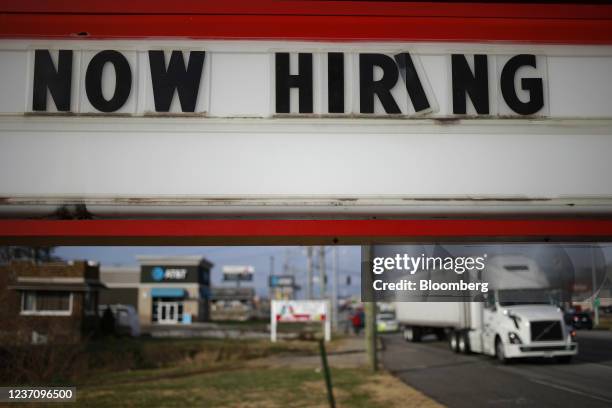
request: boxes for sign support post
[325,308,331,342]
[271,307,278,342]
[332,246,338,331]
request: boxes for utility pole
[319,246,326,299]
[306,247,313,299]
[591,246,600,327]
[283,249,292,300]
[363,245,377,371]
[270,255,275,300]
[332,246,339,331]
[283,248,290,275]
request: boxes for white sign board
[222,265,254,281]
[2,41,611,119]
[270,300,331,342]
[1,40,612,215]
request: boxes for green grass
[81,336,320,375]
[11,337,389,407]
[61,367,379,408]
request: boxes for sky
[49,244,612,300]
[54,245,363,298]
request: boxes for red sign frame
[0,219,611,245]
[0,1,611,44]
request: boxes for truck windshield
[498,289,555,306]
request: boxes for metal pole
[319,339,336,408]
[270,301,277,342]
[591,246,600,327]
[270,255,275,300]
[319,246,326,299]
[363,245,377,371]
[307,247,313,299]
[365,300,377,371]
[332,246,338,331]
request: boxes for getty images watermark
[362,243,610,303]
[361,246,490,302]
[372,253,489,292]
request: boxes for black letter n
[32,50,73,111]
[452,54,489,115]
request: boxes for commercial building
[99,265,140,307]
[0,260,104,344]
[100,255,213,327]
[210,287,256,321]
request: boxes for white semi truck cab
[452,288,578,363]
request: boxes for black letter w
[149,51,205,112]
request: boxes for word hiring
[372,254,486,275]
[276,52,544,115]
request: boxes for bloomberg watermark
[361,244,609,303]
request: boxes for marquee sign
[28,48,547,117]
[1,40,612,214]
[1,40,608,119]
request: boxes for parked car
[99,304,141,337]
[377,312,399,333]
[565,311,593,330]
[600,305,612,314]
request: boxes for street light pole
[332,246,338,330]
[307,247,313,299]
[591,246,600,327]
[363,245,377,371]
[319,246,326,298]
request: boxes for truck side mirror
[484,294,496,311]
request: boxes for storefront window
[152,298,184,324]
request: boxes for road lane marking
[574,359,612,371]
[529,378,612,404]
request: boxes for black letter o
[86,50,132,112]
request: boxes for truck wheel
[449,331,459,352]
[403,327,414,342]
[495,338,509,364]
[458,332,471,354]
[403,327,421,342]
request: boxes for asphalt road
[381,330,612,408]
